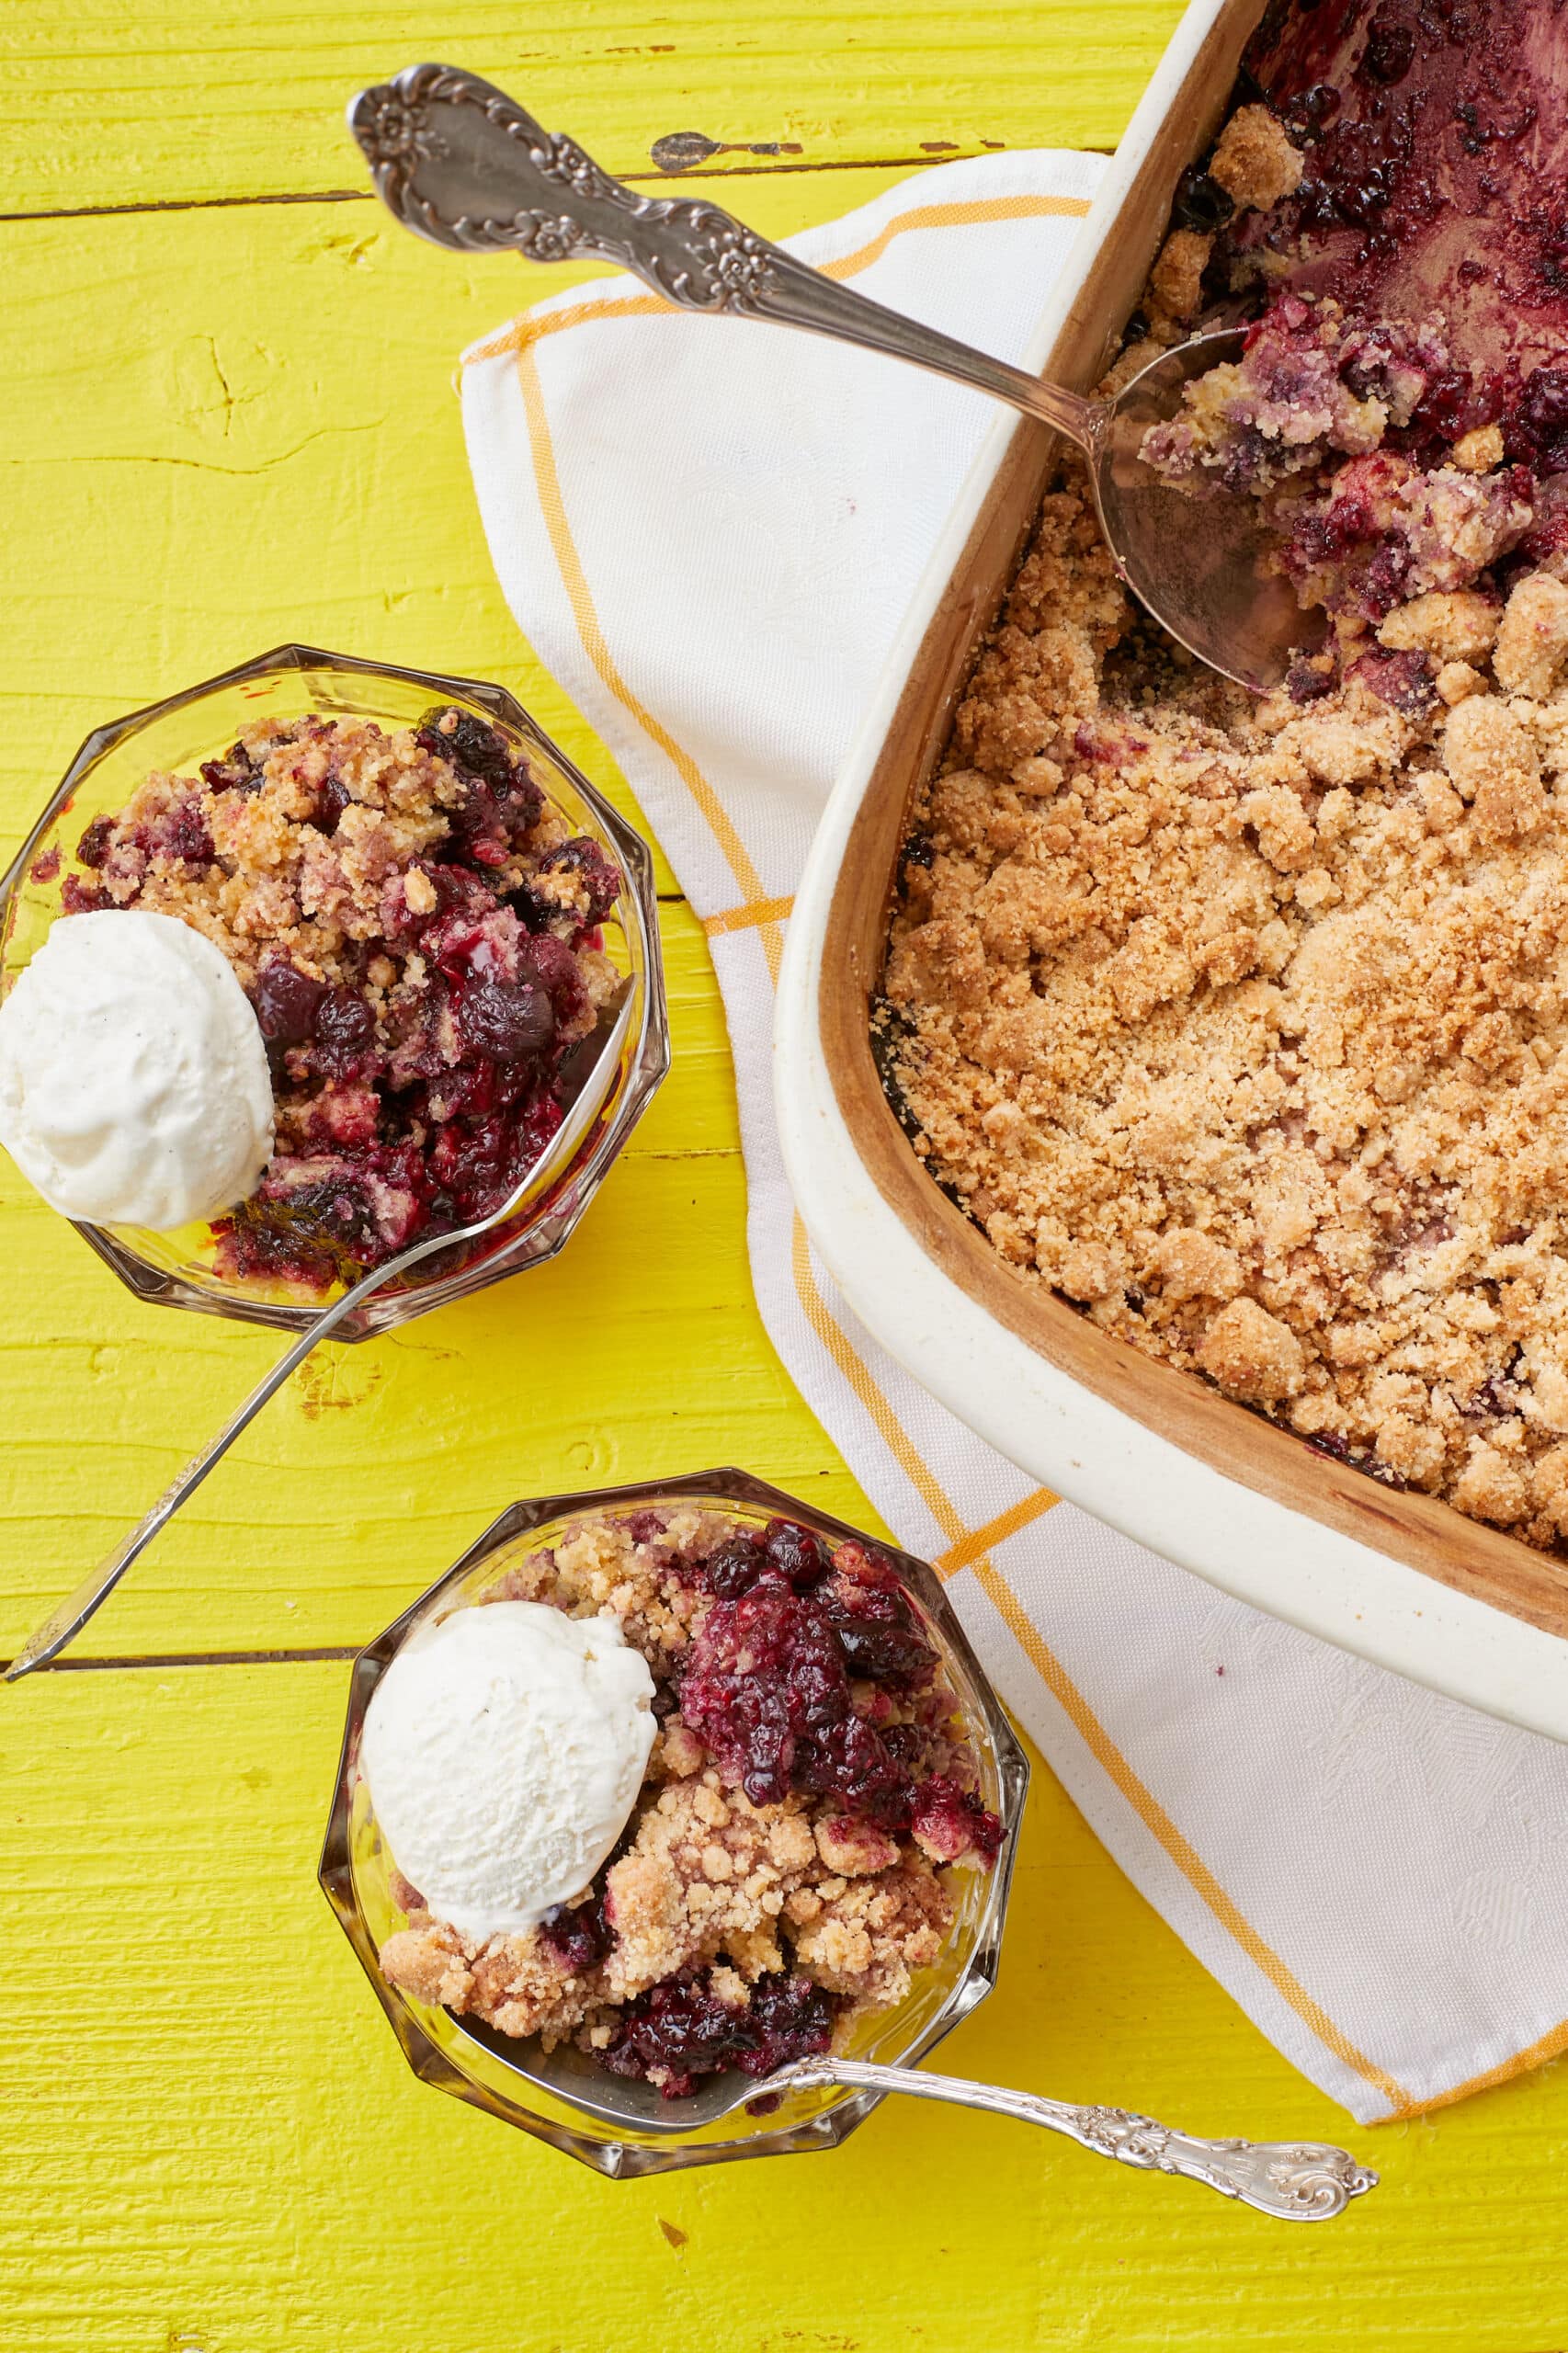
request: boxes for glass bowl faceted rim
[318,1468,1029,2178]
[0,642,671,1340]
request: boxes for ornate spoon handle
[348,64,1098,449]
[767,2057,1378,2222]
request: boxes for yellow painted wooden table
[5,8,1568,2347]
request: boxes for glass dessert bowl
[0,644,668,1338]
[319,1470,1028,2177]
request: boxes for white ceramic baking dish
[774,0,1568,1743]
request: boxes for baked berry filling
[62,708,622,1287]
[677,1537,941,1824]
[601,1969,835,2098]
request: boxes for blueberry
[419,708,515,783]
[540,836,622,923]
[314,777,353,835]
[761,1517,832,1589]
[458,977,556,1064]
[313,988,376,1053]
[253,961,327,1046]
[278,1177,377,1249]
[831,1617,935,1686]
[700,1532,767,1599]
[1173,165,1235,233]
[199,744,262,795]
[1361,6,1415,82]
[538,1899,608,1974]
[157,802,214,867]
[76,815,115,869]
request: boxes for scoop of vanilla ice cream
[360,1600,658,1942]
[0,909,274,1229]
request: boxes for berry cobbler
[62,708,623,1288]
[373,1505,1003,2099]
[881,0,1568,1552]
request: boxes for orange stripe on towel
[1392,2013,1568,2115]
[515,344,786,984]
[465,191,1095,365]
[703,894,795,939]
[937,1488,1061,1574]
[969,1556,1420,2119]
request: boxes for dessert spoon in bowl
[455,2015,1377,2219]
[348,63,1311,694]
[4,986,641,1682]
[747,2054,1377,2219]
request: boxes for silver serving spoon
[348,64,1309,693]
[738,2055,1377,2219]
[452,2016,1377,2218]
[5,988,639,1681]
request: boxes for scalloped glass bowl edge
[318,1468,1029,2177]
[0,643,670,1339]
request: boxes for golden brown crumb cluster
[883,473,1568,1550]
[1106,107,1307,381]
[80,715,607,1003]
[374,1508,989,2089]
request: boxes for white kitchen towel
[460,150,1568,2123]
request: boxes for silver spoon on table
[454,2014,1377,2218]
[738,2054,1377,2218]
[348,64,1308,693]
[4,987,640,1681]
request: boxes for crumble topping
[62,710,623,1287]
[1207,103,1306,215]
[881,470,1568,1551]
[372,1506,1003,2097]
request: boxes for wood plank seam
[0,149,1101,226]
